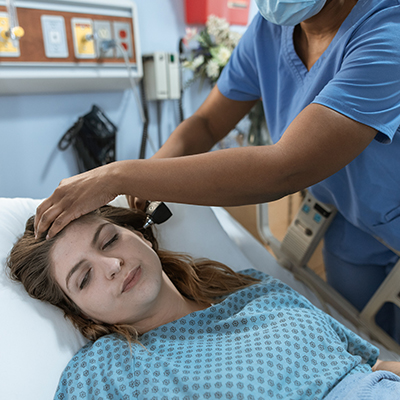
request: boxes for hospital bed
[1,196,399,400]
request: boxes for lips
[121,266,141,293]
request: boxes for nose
[102,257,122,280]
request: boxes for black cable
[178,39,185,123]
[178,94,184,123]
[177,60,184,123]
[156,100,162,149]
[139,77,149,159]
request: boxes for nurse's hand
[35,163,120,239]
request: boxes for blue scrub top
[218,0,400,265]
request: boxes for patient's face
[51,216,166,326]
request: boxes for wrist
[103,161,127,196]
[108,159,140,196]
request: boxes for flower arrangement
[181,15,271,149]
[182,15,242,85]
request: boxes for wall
[0,0,257,199]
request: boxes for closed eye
[102,233,119,250]
[80,268,92,290]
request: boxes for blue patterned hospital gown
[54,270,379,400]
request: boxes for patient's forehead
[50,214,105,246]
[64,213,103,231]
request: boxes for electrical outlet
[41,15,68,58]
[71,18,95,59]
[113,21,133,59]
[93,20,113,58]
[0,12,20,57]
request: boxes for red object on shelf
[185,0,250,25]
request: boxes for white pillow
[0,197,254,400]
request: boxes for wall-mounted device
[143,52,181,101]
[0,0,142,95]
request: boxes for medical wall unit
[143,52,181,101]
[0,0,142,94]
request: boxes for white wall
[0,0,258,199]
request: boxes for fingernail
[46,234,50,240]
[35,233,37,240]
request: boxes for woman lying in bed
[7,205,400,399]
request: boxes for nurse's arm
[116,102,377,205]
[35,87,256,236]
[37,102,377,238]
[127,86,257,208]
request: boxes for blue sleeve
[313,9,400,144]
[217,14,262,101]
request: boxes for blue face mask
[255,0,327,26]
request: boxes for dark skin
[35,0,376,238]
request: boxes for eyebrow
[65,223,110,290]
[66,260,86,291]
[91,222,110,247]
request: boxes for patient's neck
[134,273,211,335]
[138,298,210,334]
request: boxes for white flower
[206,15,230,43]
[192,55,205,69]
[216,46,231,66]
[206,59,220,80]
[182,60,194,70]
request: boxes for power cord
[139,77,149,159]
[100,39,157,156]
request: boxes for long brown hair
[7,205,259,343]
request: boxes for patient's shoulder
[67,334,134,371]
[238,268,316,309]
[56,334,138,397]
[238,268,271,281]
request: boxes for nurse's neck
[299,0,358,37]
[294,0,358,70]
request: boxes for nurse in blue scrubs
[35,0,400,340]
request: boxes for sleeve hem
[312,96,395,144]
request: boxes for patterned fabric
[54,270,379,399]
